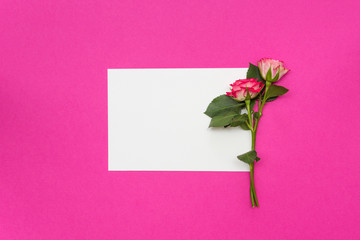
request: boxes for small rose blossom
[226,78,264,101]
[257,58,289,82]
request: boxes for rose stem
[250,132,259,207]
[250,82,271,207]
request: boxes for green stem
[250,131,259,207]
[247,82,272,208]
[245,100,259,207]
[245,99,253,131]
[250,183,255,207]
[250,163,258,207]
[253,81,271,133]
[251,131,256,150]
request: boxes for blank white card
[108,68,251,171]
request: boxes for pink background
[1,0,359,239]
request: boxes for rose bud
[257,58,289,82]
[226,78,264,101]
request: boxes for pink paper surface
[1,0,359,239]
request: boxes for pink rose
[226,78,264,101]
[257,58,289,82]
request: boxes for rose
[226,78,264,101]
[258,58,289,82]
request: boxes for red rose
[226,78,264,101]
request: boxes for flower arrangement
[204,58,290,207]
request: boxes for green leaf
[246,63,264,82]
[245,88,251,100]
[255,157,260,162]
[272,70,280,82]
[266,85,289,99]
[237,150,258,164]
[266,96,278,102]
[209,111,240,127]
[239,122,250,130]
[250,99,256,112]
[230,114,248,127]
[204,95,245,118]
[254,112,260,119]
[266,68,272,81]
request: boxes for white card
[108,68,251,171]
